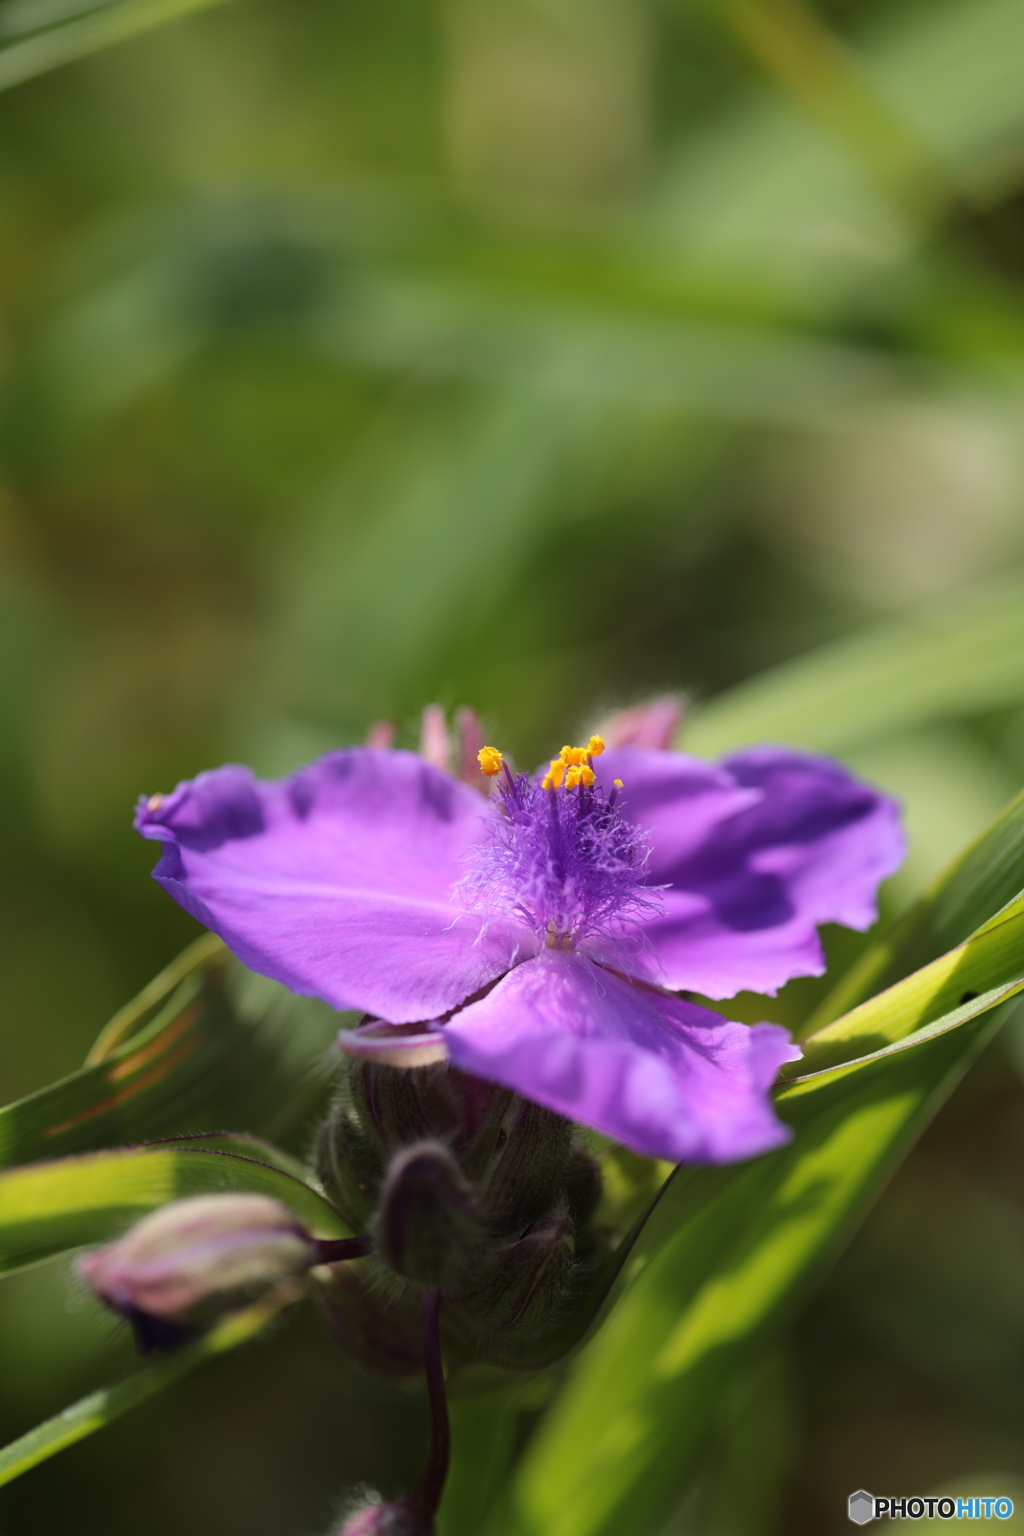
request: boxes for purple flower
[135,724,903,1165]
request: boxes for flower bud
[459,1210,576,1340]
[317,1059,515,1231]
[479,1097,573,1230]
[77,1194,315,1350]
[594,694,683,750]
[337,1495,433,1536]
[562,1145,603,1230]
[372,1141,481,1290]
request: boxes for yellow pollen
[478,746,504,778]
[542,757,566,791]
[564,764,596,790]
[542,735,608,789]
[613,779,623,789]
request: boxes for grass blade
[0,0,234,91]
[0,1294,282,1486]
[0,1139,350,1275]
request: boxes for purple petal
[443,950,800,1163]
[135,749,532,1023]
[596,746,904,998]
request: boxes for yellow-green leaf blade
[788,890,1024,1077]
[0,1141,349,1275]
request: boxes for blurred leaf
[438,1395,520,1536]
[314,266,894,425]
[656,0,1024,302]
[272,386,597,729]
[843,726,1019,903]
[864,0,1024,198]
[0,934,347,1168]
[709,0,947,225]
[0,1136,349,1276]
[31,203,899,438]
[686,570,1024,759]
[0,0,235,92]
[0,1292,283,1487]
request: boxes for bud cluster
[315,1057,606,1372]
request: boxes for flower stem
[312,1235,373,1265]
[405,1290,450,1526]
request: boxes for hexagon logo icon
[848,1490,875,1525]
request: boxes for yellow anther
[563,747,587,767]
[587,735,605,758]
[478,746,504,778]
[565,764,596,790]
[147,793,163,812]
[542,757,566,790]
[613,779,623,789]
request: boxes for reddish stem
[402,1290,450,1529]
[313,1235,373,1265]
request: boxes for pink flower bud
[77,1194,315,1344]
[594,694,684,750]
[337,1495,433,1535]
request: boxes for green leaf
[0,0,236,93]
[787,889,1024,1075]
[486,1011,1000,1536]
[685,571,1024,761]
[0,1293,283,1487]
[0,1137,350,1275]
[0,934,347,1169]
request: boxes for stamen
[459,733,657,953]
[542,758,566,790]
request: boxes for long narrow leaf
[0,0,234,92]
[0,1139,350,1275]
[0,1293,282,1487]
[787,890,1024,1075]
[685,571,1024,760]
[0,936,345,1169]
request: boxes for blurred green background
[3,0,1024,1530]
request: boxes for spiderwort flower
[135,723,903,1164]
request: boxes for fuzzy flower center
[460,736,657,951]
